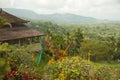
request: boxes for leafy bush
[0,43,9,51]
[7,49,42,79]
[45,56,94,80]
[95,65,119,80]
[0,43,10,79]
[45,56,120,80]
[5,44,50,80]
[0,43,9,57]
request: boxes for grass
[94,62,120,67]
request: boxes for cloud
[15,0,66,10]
[10,0,15,7]
[0,0,120,20]
[0,0,11,7]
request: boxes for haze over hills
[3,8,110,24]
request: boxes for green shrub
[8,50,42,79]
[0,43,9,58]
[0,43,9,52]
[45,56,120,80]
[95,65,119,80]
[45,56,94,80]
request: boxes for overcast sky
[0,0,120,20]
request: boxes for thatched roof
[0,26,44,42]
[0,8,28,24]
[0,8,45,42]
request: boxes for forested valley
[28,21,120,61]
[1,19,120,80]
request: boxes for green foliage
[69,28,83,54]
[28,21,67,34]
[80,40,112,61]
[28,21,120,60]
[0,43,9,52]
[0,43,10,79]
[45,56,94,80]
[0,16,7,26]
[1,20,120,79]
[28,21,120,40]
[0,58,10,79]
[45,56,120,80]
[106,36,120,60]
[44,28,84,60]
[94,63,120,80]
[0,44,50,80]
[113,37,120,60]
[52,34,65,49]
[95,66,119,80]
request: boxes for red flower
[22,74,28,80]
[9,73,13,77]
[33,77,38,80]
[7,72,11,76]
[12,71,17,75]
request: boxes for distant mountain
[3,8,40,20]
[3,8,108,24]
[38,13,102,24]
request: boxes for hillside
[3,8,106,24]
[1,8,120,80]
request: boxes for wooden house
[0,8,44,44]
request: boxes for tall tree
[69,28,84,55]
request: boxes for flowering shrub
[3,70,39,80]
[6,49,42,80]
[2,71,21,80]
[1,43,119,80]
[48,58,55,64]
[45,56,94,80]
[45,56,120,80]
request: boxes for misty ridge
[3,8,120,24]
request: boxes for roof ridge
[0,9,29,23]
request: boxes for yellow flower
[58,71,65,80]
[48,58,55,64]
[59,50,67,57]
